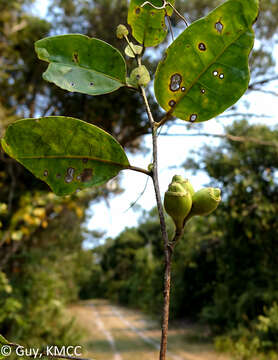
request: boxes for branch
[158,132,278,148]
[248,75,278,89]
[158,112,271,128]
[216,112,272,119]
[126,164,151,176]
[139,84,171,360]
[249,88,278,97]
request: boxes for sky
[32,0,278,241]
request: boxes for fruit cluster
[164,175,221,231]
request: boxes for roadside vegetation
[1,1,278,359]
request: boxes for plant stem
[160,246,172,360]
[126,165,151,176]
[140,85,171,360]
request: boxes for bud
[190,188,221,216]
[164,182,192,231]
[172,175,195,197]
[116,24,129,39]
[148,163,154,172]
[129,66,151,87]
[125,43,143,58]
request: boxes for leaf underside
[1,117,130,196]
[154,0,259,123]
[128,0,175,47]
[35,35,127,96]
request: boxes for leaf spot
[213,71,218,76]
[215,21,224,33]
[190,114,197,122]
[169,100,176,107]
[44,170,48,177]
[170,73,182,92]
[71,82,75,87]
[198,43,206,51]
[181,87,186,92]
[135,7,140,14]
[90,82,94,86]
[80,168,93,183]
[73,52,79,64]
[219,73,224,79]
[82,158,88,164]
[56,174,61,179]
[65,167,75,183]
[201,89,206,94]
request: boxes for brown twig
[126,164,151,176]
[140,84,171,360]
[157,132,278,148]
[248,75,278,89]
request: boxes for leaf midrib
[46,59,126,85]
[16,154,129,168]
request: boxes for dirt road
[68,299,231,360]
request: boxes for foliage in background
[1,0,278,356]
[82,120,278,358]
[0,0,127,346]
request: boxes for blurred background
[1,0,278,359]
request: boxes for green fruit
[190,188,221,216]
[116,24,129,39]
[172,175,184,183]
[172,175,195,197]
[129,65,151,87]
[124,42,143,58]
[164,182,192,231]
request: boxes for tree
[1,1,274,359]
[185,120,278,329]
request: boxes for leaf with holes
[1,117,130,196]
[0,334,9,359]
[154,0,259,123]
[128,0,175,47]
[35,35,127,95]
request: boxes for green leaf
[35,34,127,95]
[128,0,175,47]
[1,117,130,196]
[0,334,9,360]
[154,0,259,123]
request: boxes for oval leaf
[128,0,175,47]
[1,117,130,196]
[35,35,127,95]
[154,0,259,122]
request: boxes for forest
[1,0,278,359]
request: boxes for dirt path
[68,299,231,360]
